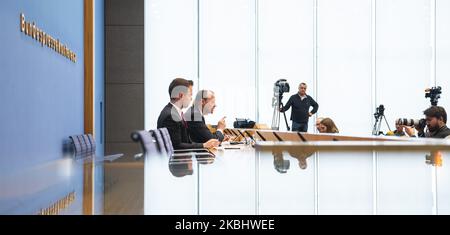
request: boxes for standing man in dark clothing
[157,78,220,150]
[280,83,319,132]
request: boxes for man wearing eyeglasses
[184,90,227,143]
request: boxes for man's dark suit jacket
[157,103,203,150]
[184,107,224,143]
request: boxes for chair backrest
[69,135,83,154]
[69,134,96,157]
[87,134,96,151]
[131,130,157,154]
[82,135,93,152]
[159,128,175,154]
[150,129,168,156]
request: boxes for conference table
[2,129,450,215]
[143,131,450,215]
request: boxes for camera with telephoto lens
[425,86,442,106]
[396,118,427,130]
[274,79,290,98]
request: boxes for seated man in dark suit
[157,78,220,150]
[185,90,226,143]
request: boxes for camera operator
[280,83,319,132]
[404,106,450,139]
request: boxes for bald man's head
[316,117,324,132]
[194,90,216,115]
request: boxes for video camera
[274,79,290,100]
[374,105,385,120]
[425,86,442,106]
[233,118,256,129]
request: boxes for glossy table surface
[144,141,450,215]
[2,141,450,215]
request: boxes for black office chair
[130,130,158,155]
[69,134,123,162]
[149,129,168,155]
[69,134,95,156]
[157,128,214,157]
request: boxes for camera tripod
[272,94,291,131]
[372,108,391,136]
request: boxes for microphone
[236,130,248,145]
[230,130,245,144]
[244,130,256,144]
[385,131,395,136]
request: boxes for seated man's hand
[203,139,220,149]
[404,126,416,137]
[217,117,226,130]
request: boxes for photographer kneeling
[404,106,450,139]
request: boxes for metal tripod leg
[372,117,380,135]
[271,104,281,130]
[376,117,383,135]
[382,115,392,132]
[280,103,291,131]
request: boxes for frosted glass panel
[145,0,197,130]
[436,0,450,110]
[436,0,450,214]
[258,152,315,215]
[317,0,372,135]
[198,149,256,215]
[198,0,256,127]
[258,0,314,132]
[437,153,450,215]
[144,154,198,215]
[376,0,432,128]
[377,153,434,214]
[315,0,373,214]
[376,0,434,215]
[318,153,374,214]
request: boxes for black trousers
[292,122,308,132]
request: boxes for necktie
[181,112,188,128]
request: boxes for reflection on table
[2,130,450,215]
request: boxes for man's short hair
[300,82,307,87]
[424,106,447,124]
[168,78,193,98]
